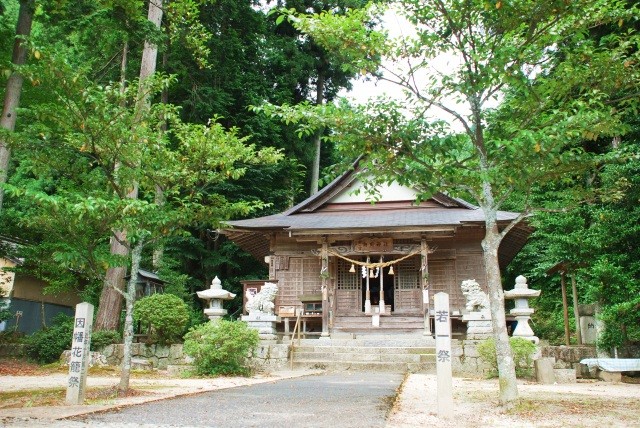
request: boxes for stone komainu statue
[460,279,490,312]
[245,282,278,316]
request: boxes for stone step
[289,338,436,347]
[332,328,425,336]
[291,360,436,373]
[334,319,424,325]
[334,314,423,319]
[292,345,435,354]
[334,316,424,330]
[292,351,435,364]
[329,331,429,339]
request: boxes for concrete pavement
[3,370,637,427]
[0,370,323,423]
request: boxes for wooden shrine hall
[223,160,530,337]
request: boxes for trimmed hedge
[133,294,190,345]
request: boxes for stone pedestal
[364,299,371,314]
[535,357,556,384]
[372,313,380,327]
[463,311,492,340]
[242,314,281,340]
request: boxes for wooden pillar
[321,238,329,337]
[283,317,290,338]
[421,238,431,335]
[379,256,385,314]
[560,271,571,346]
[571,274,581,345]
[364,256,371,314]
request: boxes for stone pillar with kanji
[66,302,93,405]
[434,292,453,419]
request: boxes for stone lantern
[196,276,236,322]
[504,275,541,344]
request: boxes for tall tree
[278,1,369,195]
[259,0,639,406]
[508,132,640,354]
[0,0,35,212]
[94,0,165,332]
[5,68,281,393]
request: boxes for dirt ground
[387,374,640,428]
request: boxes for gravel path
[69,372,403,428]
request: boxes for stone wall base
[540,345,597,370]
[249,342,289,371]
[451,340,493,376]
[101,343,193,370]
[94,342,288,373]
[60,350,108,367]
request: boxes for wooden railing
[289,310,302,369]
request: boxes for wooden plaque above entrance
[354,237,394,253]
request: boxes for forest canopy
[0,0,637,381]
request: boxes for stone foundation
[451,340,493,376]
[249,342,290,371]
[90,342,288,372]
[60,350,108,367]
[554,368,577,383]
[540,345,597,371]
[242,314,280,340]
[462,311,492,340]
[101,343,193,370]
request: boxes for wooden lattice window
[395,257,420,289]
[336,258,359,290]
[394,256,421,312]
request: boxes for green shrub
[24,313,74,364]
[187,307,209,330]
[0,289,11,324]
[0,330,24,344]
[133,294,190,345]
[90,329,121,351]
[477,337,537,378]
[183,320,259,376]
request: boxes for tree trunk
[118,238,144,396]
[136,0,163,113]
[95,231,129,330]
[95,1,163,330]
[0,0,35,212]
[309,66,325,195]
[153,48,169,270]
[94,43,130,332]
[482,214,519,407]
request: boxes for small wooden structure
[133,269,166,300]
[224,160,531,336]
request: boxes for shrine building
[222,160,530,337]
